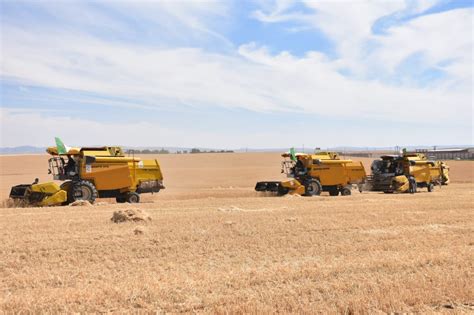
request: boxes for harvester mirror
[85,156,96,165]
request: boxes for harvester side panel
[131,159,164,180]
[309,162,366,186]
[80,162,132,190]
[345,162,367,183]
[429,165,444,184]
[310,164,346,186]
[410,165,431,183]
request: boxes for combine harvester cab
[9,141,165,206]
[256,151,367,196]
[367,153,449,194]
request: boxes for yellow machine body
[31,183,68,206]
[9,182,68,207]
[433,161,450,185]
[368,153,449,193]
[10,146,165,206]
[50,147,164,193]
[279,179,306,195]
[256,151,367,196]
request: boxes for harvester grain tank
[255,151,367,196]
[9,140,165,206]
[367,152,449,193]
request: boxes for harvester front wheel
[60,181,73,205]
[340,186,352,196]
[69,180,98,204]
[116,196,126,203]
[427,183,434,192]
[408,177,417,194]
[304,180,322,196]
[125,192,140,203]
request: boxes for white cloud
[251,0,304,23]
[251,1,472,89]
[1,106,471,148]
[0,107,191,147]
[1,1,472,147]
[370,9,473,89]
[2,24,470,125]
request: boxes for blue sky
[1,0,472,148]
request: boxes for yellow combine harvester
[9,140,164,206]
[367,152,449,193]
[255,151,366,196]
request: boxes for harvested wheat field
[0,153,473,313]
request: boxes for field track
[1,153,473,313]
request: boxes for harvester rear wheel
[408,177,417,194]
[340,186,352,196]
[125,192,140,203]
[427,183,434,192]
[304,179,322,196]
[69,180,98,204]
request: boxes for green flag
[55,137,67,155]
[290,147,296,161]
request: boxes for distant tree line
[179,148,234,154]
[126,148,170,154]
[126,148,234,154]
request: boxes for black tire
[427,183,434,192]
[277,185,289,196]
[304,179,322,196]
[60,181,73,205]
[116,196,126,203]
[125,192,140,203]
[68,180,98,203]
[408,177,417,194]
[340,186,352,196]
[328,188,339,196]
[60,181,72,191]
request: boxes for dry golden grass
[0,153,473,313]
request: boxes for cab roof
[46,146,124,157]
[46,147,82,156]
[281,151,341,160]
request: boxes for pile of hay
[111,209,152,223]
[69,200,92,207]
